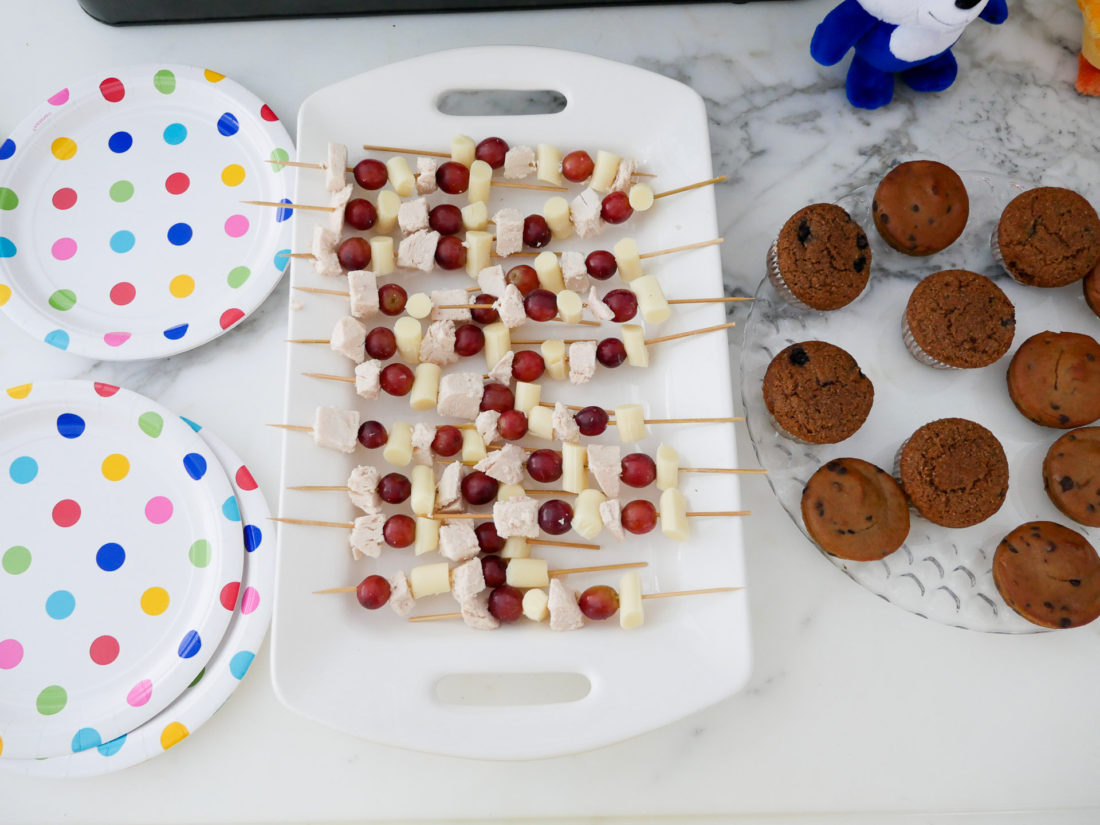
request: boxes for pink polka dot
[219,308,244,329]
[104,331,131,347]
[94,382,120,397]
[165,172,189,195]
[89,635,119,665]
[127,679,152,707]
[52,499,81,527]
[240,587,260,615]
[0,638,24,669]
[52,188,77,210]
[224,214,249,238]
[51,238,77,261]
[145,496,173,524]
[235,465,257,491]
[48,88,70,106]
[110,282,136,305]
[220,581,241,611]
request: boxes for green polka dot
[0,188,18,211]
[2,546,31,575]
[36,685,67,716]
[109,180,134,203]
[138,411,163,438]
[269,148,289,171]
[188,539,211,568]
[188,667,205,688]
[48,289,77,311]
[227,266,251,288]
[153,70,176,94]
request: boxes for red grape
[353,158,387,190]
[488,585,524,622]
[621,499,658,534]
[498,409,529,440]
[480,383,515,413]
[506,264,540,296]
[435,161,470,194]
[356,575,391,609]
[511,350,545,382]
[428,203,464,235]
[561,150,594,182]
[431,425,463,457]
[538,499,574,535]
[477,525,507,555]
[364,326,397,360]
[601,191,633,224]
[344,198,377,231]
[481,553,509,586]
[471,294,499,325]
[357,420,387,449]
[578,585,620,620]
[574,406,609,437]
[382,514,416,548]
[337,236,371,271]
[454,324,485,356]
[377,472,412,504]
[378,283,407,316]
[526,449,563,483]
[603,289,638,322]
[379,363,414,396]
[435,235,467,270]
[461,470,499,505]
[585,250,617,280]
[596,338,627,368]
[523,214,551,248]
[524,289,558,322]
[620,453,657,487]
[475,137,509,169]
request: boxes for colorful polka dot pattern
[0,65,292,359]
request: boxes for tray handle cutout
[436,89,567,117]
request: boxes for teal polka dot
[163,123,187,145]
[72,727,102,752]
[45,589,75,619]
[109,231,135,253]
[221,496,240,522]
[96,734,126,756]
[229,651,254,680]
[45,329,70,350]
[0,237,15,257]
[9,456,37,483]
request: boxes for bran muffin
[1086,263,1100,319]
[762,341,874,444]
[801,458,910,561]
[896,418,1009,528]
[1042,427,1100,527]
[872,161,969,256]
[1006,331,1100,428]
[993,521,1100,629]
[993,187,1100,287]
[902,270,1015,369]
[768,203,871,310]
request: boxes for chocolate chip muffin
[993,187,1100,288]
[801,458,910,561]
[993,521,1100,629]
[1006,331,1100,428]
[902,270,1015,369]
[1043,427,1100,527]
[767,203,871,310]
[872,161,969,256]
[762,341,874,444]
[896,418,1009,528]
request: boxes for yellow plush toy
[1079,0,1100,94]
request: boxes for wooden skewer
[653,175,726,199]
[668,297,753,305]
[271,516,600,549]
[644,321,735,346]
[241,200,337,213]
[637,237,722,259]
[362,143,449,158]
[265,159,355,171]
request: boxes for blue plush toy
[811,0,1009,110]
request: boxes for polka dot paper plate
[0,65,293,359]
[0,418,273,777]
[0,381,242,759]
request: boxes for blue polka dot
[180,416,202,432]
[108,131,133,153]
[0,237,15,257]
[183,453,207,480]
[46,589,76,619]
[216,112,239,136]
[45,329,70,350]
[274,248,290,271]
[96,542,125,572]
[222,496,241,522]
[9,456,37,484]
[275,198,292,223]
[96,734,126,757]
[244,525,262,552]
[72,727,102,753]
[163,323,189,340]
[167,223,192,246]
[229,651,255,680]
[0,138,14,160]
[109,230,135,253]
[56,413,85,438]
[162,123,187,145]
[178,630,201,658]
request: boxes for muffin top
[1043,427,1100,528]
[997,187,1100,287]
[762,341,874,444]
[993,521,1100,629]
[897,417,1009,528]
[1085,264,1100,319]
[872,160,969,256]
[801,458,910,561]
[1007,331,1100,428]
[774,203,871,310]
[905,270,1015,368]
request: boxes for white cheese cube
[370,236,395,276]
[541,340,567,380]
[618,572,644,629]
[506,557,549,589]
[383,421,413,467]
[464,229,493,277]
[451,134,476,165]
[405,292,433,320]
[414,517,440,556]
[409,562,451,599]
[467,159,492,204]
[386,156,416,197]
[659,488,691,541]
[482,322,511,369]
[461,428,487,462]
[562,442,587,494]
[462,201,489,231]
[501,535,529,559]
[394,317,422,365]
[411,464,436,516]
[544,196,573,240]
[330,315,366,364]
[312,407,359,454]
[526,405,554,440]
[536,143,563,185]
[628,183,655,212]
[613,237,642,282]
[573,488,607,540]
[374,192,401,235]
[622,324,649,368]
[556,290,583,324]
[630,274,670,324]
[513,381,541,415]
[533,251,565,293]
[522,588,549,621]
[614,403,648,443]
[656,444,679,491]
[589,150,621,193]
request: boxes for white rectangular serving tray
[270,46,750,760]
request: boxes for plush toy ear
[981,0,1009,25]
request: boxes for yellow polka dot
[6,384,31,400]
[51,137,77,160]
[0,284,10,306]
[160,721,189,750]
[221,164,245,187]
[203,69,225,83]
[0,734,4,756]
[101,453,130,481]
[141,587,170,616]
[169,275,195,298]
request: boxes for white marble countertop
[2,0,1100,822]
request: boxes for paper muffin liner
[892,437,910,486]
[766,239,814,311]
[901,315,960,371]
[989,224,1025,283]
[766,408,815,446]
